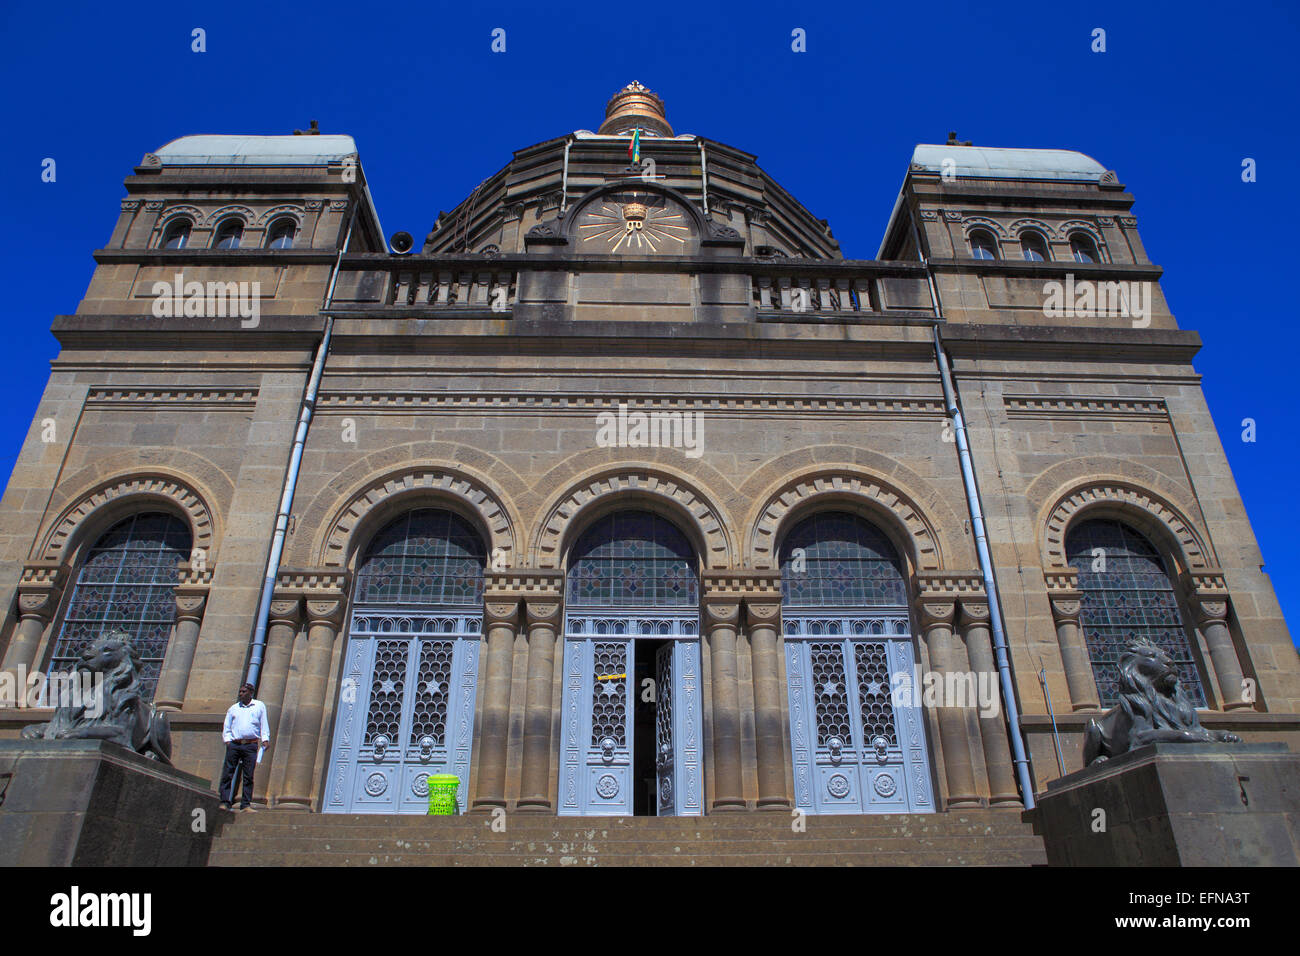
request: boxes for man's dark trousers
[219,741,258,808]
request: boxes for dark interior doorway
[633,638,666,815]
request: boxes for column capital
[1048,594,1082,624]
[957,600,990,629]
[174,591,209,624]
[483,596,521,628]
[268,596,304,627]
[745,599,782,627]
[16,561,67,621]
[305,599,345,627]
[1188,594,1229,626]
[703,598,741,628]
[524,600,562,628]
[917,599,956,631]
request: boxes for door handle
[372,734,390,762]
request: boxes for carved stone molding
[1004,395,1168,421]
[86,388,259,409]
[524,601,562,628]
[914,570,984,600]
[702,569,781,599]
[1188,596,1229,626]
[745,600,782,627]
[1048,596,1082,624]
[942,210,962,222]
[145,201,164,211]
[1118,216,1137,228]
[534,469,732,570]
[120,199,141,211]
[702,599,741,628]
[276,568,349,599]
[329,200,349,211]
[1187,568,1229,596]
[918,209,939,221]
[484,569,564,598]
[1042,482,1211,572]
[917,600,956,631]
[750,471,946,572]
[1044,569,1079,592]
[958,601,990,629]
[305,200,323,210]
[16,563,66,621]
[174,590,209,624]
[38,474,217,564]
[1096,217,1115,226]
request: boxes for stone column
[153,571,211,712]
[1190,594,1250,710]
[472,597,519,811]
[277,597,344,809]
[704,597,745,811]
[746,598,790,810]
[253,597,301,805]
[1,565,66,691]
[517,594,562,811]
[919,599,981,809]
[959,601,1020,807]
[1048,583,1101,712]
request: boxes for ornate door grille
[785,613,934,814]
[559,613,702,816]
[324,610,481,813]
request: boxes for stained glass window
[353,509,486,607]
[50,513,192,701]
[566,511,698,607]
[1066,518,1206,707]
[779,512,908,607]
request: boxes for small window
[161,220,191,249]
[212,219,244,250]
[266,219,297,250]
[1070,233,1098,263]
[1020,232,1049,262]
[969,230,998,260]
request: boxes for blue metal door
[785,615,934,814]
[324,611,480,813]
[559,614,702,816]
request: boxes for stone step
[207,834,1048,854]
[207,849,1047,867]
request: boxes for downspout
[560,134,572,213]
[909,215,1037,809]
[698,140,709,215]
[245,202,357,688]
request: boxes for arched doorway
[559,510,703,816]
[780,511,935,814]
[323,509,485,813]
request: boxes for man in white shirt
[219,682,269,812]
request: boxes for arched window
[1066,518,1206,707]
[779,511,907,607]
[160,219,191,249]
[324,508,487,814]
[211,219,244,250]
[969,230,999,260]
[566,511,698,607]
[1020,231,1050,262]
[265,218,297,250]
[1069,232,1098,263]
[353,508,485,606]
[777,511,933,814]
[48,513,192,701]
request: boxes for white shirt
[223,699,269,745]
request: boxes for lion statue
[22,632,172,764]
[1083,638,1239,766]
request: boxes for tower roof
[151,133,359,166]
[909,144,1107,182]
[597,81,674,137]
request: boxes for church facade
[0,83,1294,818]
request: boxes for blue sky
[0,0,1295,638]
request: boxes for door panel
[324,612,481,813]
[785,614,934,814]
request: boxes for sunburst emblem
[578,194,690,252]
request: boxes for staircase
[207,809,1047,866]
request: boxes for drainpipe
[910,217,1037,809]
[245,202,357,688]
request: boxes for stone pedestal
[0,739,230,866]
[1033,742,1300,866]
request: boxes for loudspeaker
[390,231,414,254]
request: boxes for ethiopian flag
[628,127,641,164]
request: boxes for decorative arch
[531,466,734,570]
[37,472,218,564]
[206,204,256,227]
[256,204,305,227]
[1041,479,1212,575]
[157,204,204,229]
[314,465,519,570]
[747,469,949,573]
[1056,219,1105,243]
[961,216,1010,240]
[1008,218,1051,238]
